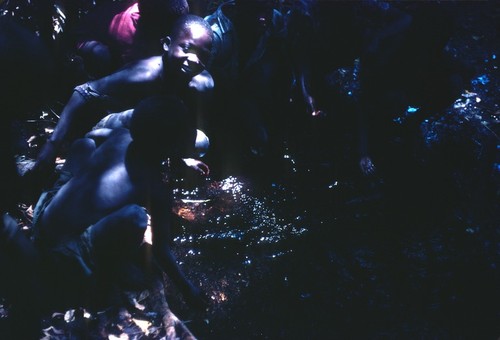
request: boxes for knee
[71,138,96,155]
[63,138,96,174]
[118,204,149,231]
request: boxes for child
[31,14,214,188]
[33,95,209,313]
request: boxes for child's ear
[162,36,172,52]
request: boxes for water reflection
[172,176,308,252]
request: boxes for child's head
[162,14,213,81]
[130,95,196,159]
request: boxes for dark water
[169,162,499,338]
[165,3,500,338]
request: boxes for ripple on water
[172,175,309,258]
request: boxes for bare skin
[37,101,209,309]
[90,109,211,176]
[31,15,213,186]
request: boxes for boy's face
[163,23,213,81]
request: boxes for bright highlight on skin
[189,23,207,40]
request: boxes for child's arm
[150,182,209,310]
[32,88,97,178]
[32,57,161,177]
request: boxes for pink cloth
[108,2,141,60]
[108,2,140,47]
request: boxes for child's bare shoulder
[122,56,163,83]
[90,56,163,95]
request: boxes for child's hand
[183,158,210,176]
[31,139,58,178]
[189,70,214,93]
